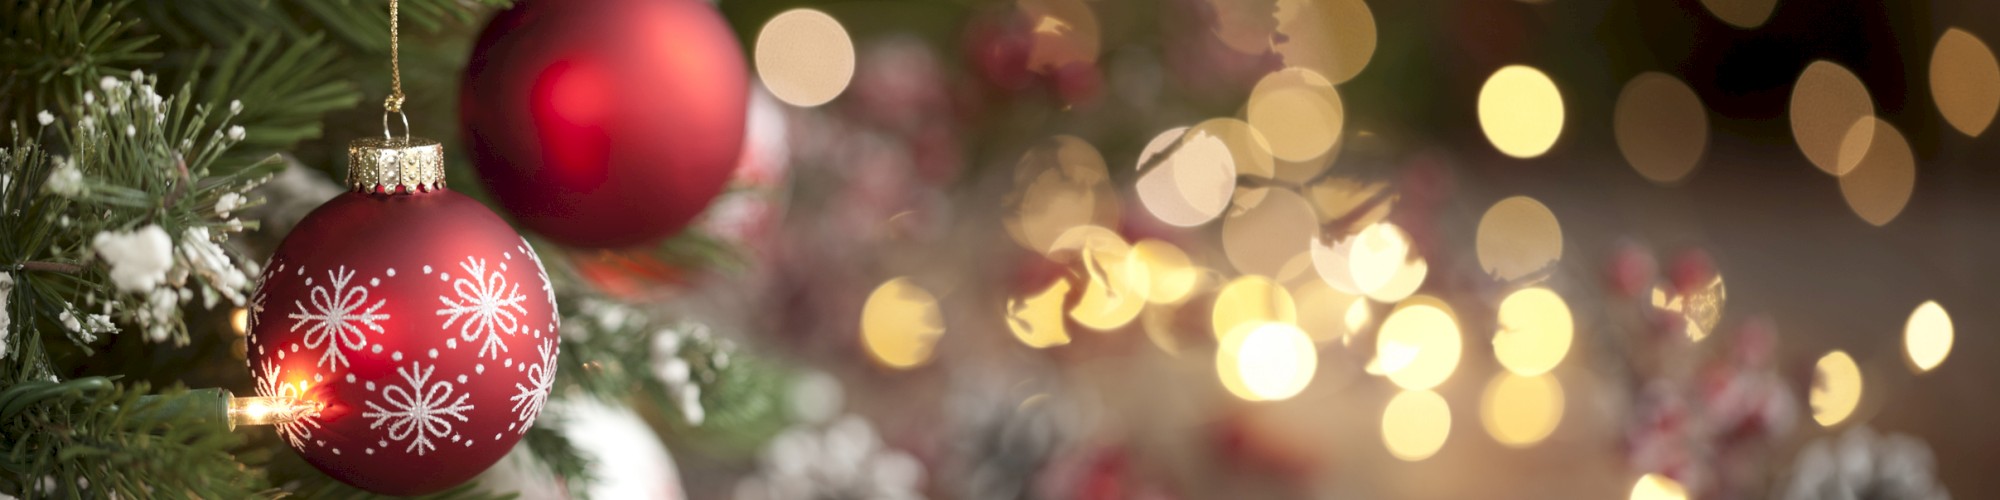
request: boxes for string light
[228,393,324,430]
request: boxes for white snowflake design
[286,266,389,371]
[519,238,557,314]
[436,257,528,359]
[362,361,475,455]
[509,337,558,433]
[255,359,321,449]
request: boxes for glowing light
[1305,177,1391,225]
[1190,118,1275,181]
[1931,28,2000,137]
[1790,61,1875,176]
[1346,222,1412,295]
[1132,239,1198,304]
[1273,0,1378,84]
[1212,276,1297,340]
[1476,196,1563,283]
[1614,73,1709,185]
[1480,373,1563,447]
[754,9,856,107]
[1006,136,1117,253]
[1248,68,1344,162]
[1811,350,1863,427]
[1222,187,1318,279]
[1053,227,1147,332]
[1650,275,1726,342]
[1381,389,1451,461]
[1478,66,1566,159]
[1006,279,1072,348]
[1698,0,1777,29]
[230,307,249,336]
[1137,127,1228,227]
[1630,474,1688,500]
[1837,117,1916,226]
[228,394,323,429]
[1217,322,1319,401]
[1293,279,1368,344]
[1019,0,1101,73]
[1206,0,1280,54]
[860,278,945,369]
[1904,301,1953,373]
[1365,256,1427,304]
[1493,287,1573,377]
[1375,297,1461,390]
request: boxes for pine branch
[522,420,594,500]
[0,379,267,498]
[0,0,160,137]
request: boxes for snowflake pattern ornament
[249,135,557,495]
[437,256,528,359]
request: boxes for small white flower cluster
[59,308,117,344]
[735,407,925,500]
[44,155,83,197]
[653,322,718,426]
[88,223,256,342]
[1,272,13,359]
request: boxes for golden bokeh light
[1345,222,1413,296]
[1206,0,1280,54]
[1650,274,1726,342]
[1212,275,1298,340]
[1630,473,1689,500]
[1375,297,1462,391]
[1052,226,1148,332]
[1006,136,1117,253]
[1478,65,1567,159]
[1274,0,1378,84]
[230,307,249,336]
[1305,177,1392,225]
[755,9,856,107]
[1217,322,1320,401]
[1138,127,1218,227]
[1790,60,1875,176]
[1811,350,1863,427]
[1310,235,1361,294]
[1133,239,1199,304]
[1365,256,1428,303]
[1222,188,1318,278]
[1247,68,1345,162]
[1006,279,1073,348]
[1904,301,1953,373]
[1480,373,1564,448]
[1698,0,1778,29]
[1836,117,1916,227]
[1192,118,1276,180]
[861,278,945,369]
[1019,0,1101,73]
[1293,279,1369,344]
[1493,287,1573,376]
[1931,28,2000,137]
[1614,73,1709,185]
[1382,389,1451,461]
[1476,196,1563,283]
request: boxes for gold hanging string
[387,0,404,112]
[382,0,410,140]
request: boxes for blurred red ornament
[249,190,559,495]
[568,248,688,300]
[1667,248,1717,295]
[461,0,747,249]
[1606,240,1659,299]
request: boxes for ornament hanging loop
[382,107,412,142]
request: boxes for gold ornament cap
[347,136,445,193]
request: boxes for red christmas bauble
[249,189,559,495]
[461,0,748,249]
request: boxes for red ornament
[249,139,559,495]
[461,0,748,249]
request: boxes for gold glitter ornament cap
[346,135,445,193]
[347,0,443,194]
